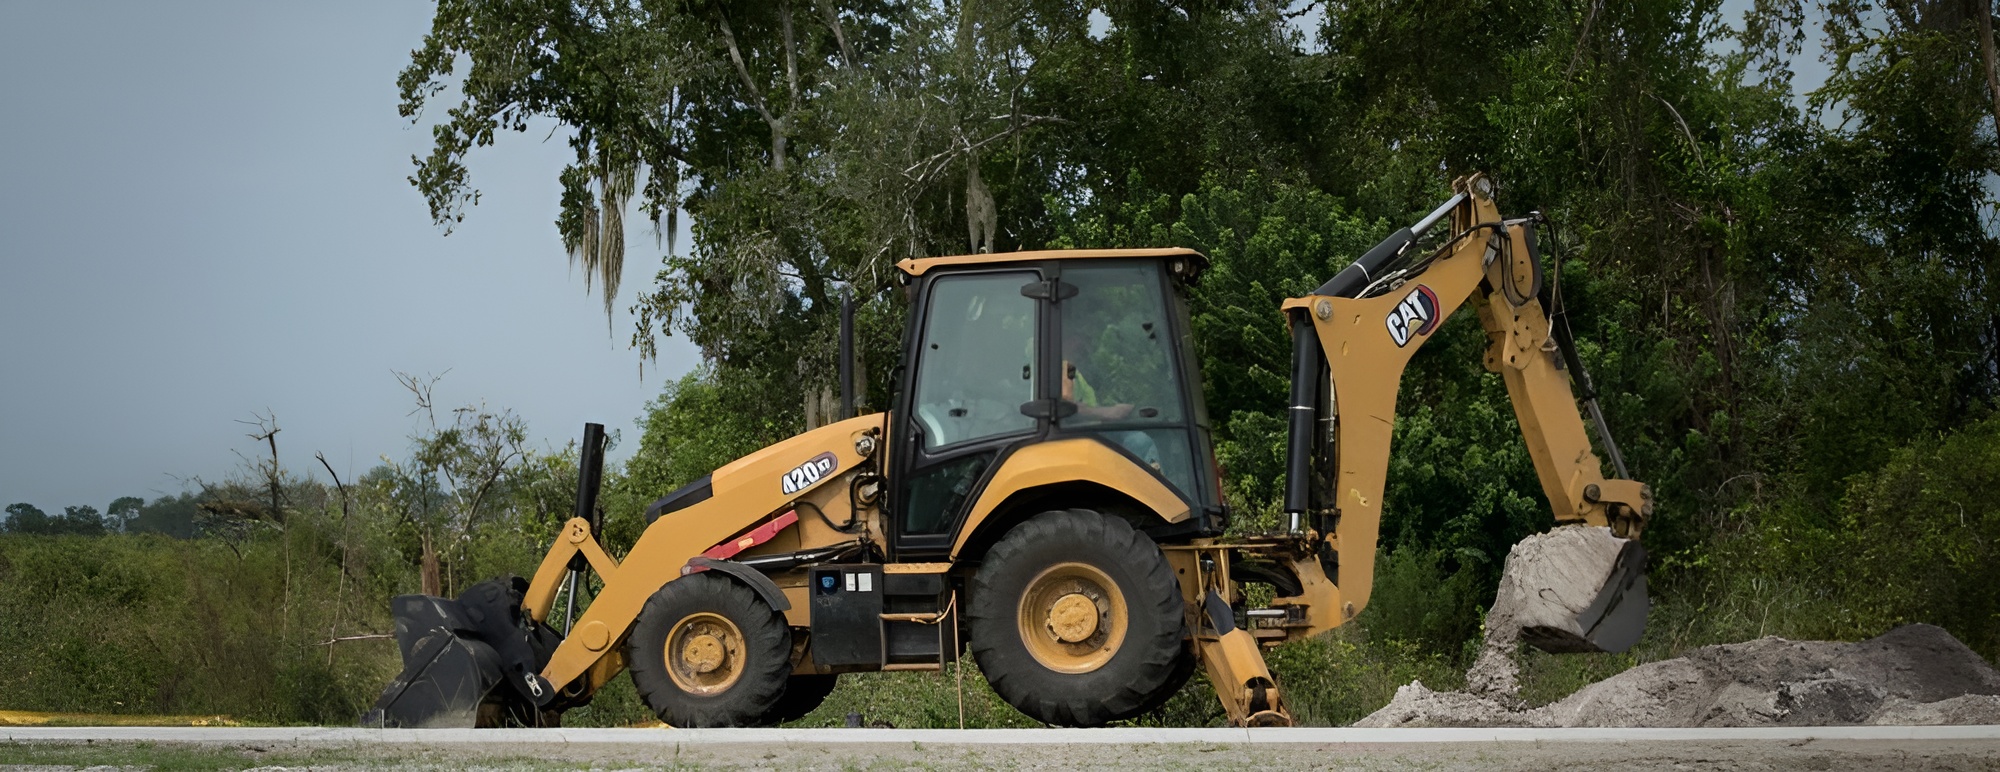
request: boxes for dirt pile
[1364,524,2000,728]
[1360,621,2000,728]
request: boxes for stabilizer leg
[1195,591,1291,727]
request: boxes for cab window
[910,271,1039,451]
[1058,262,1200,498]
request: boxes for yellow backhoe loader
[364,174,1653,729]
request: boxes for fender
[685,557,793,611]
[951,437,1190,558]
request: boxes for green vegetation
[5,0,2000,727]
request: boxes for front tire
[625,573,792,727]
[966,509,1186,726]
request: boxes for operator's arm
[1063,365,1133,421]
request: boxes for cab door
[888,268,1046,558]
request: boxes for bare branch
[311,633,394,646]
[782,0,801,113]
[1977,6,2000,142]
[717,9,779,128]
[818,0,856,67]
[1649,92,1706,170]
[901,115,1067,183]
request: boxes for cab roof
[895,247,1209,281]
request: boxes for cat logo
[781,451,839,495]
[1386,284,1441,347]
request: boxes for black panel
[885,615,954,665]
[808,565,884,668]
[883,572,945,596]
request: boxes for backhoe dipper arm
[1277,174,1652,628]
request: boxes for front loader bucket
[1495,526,1650,655]
[361,577,559,728]
[363,617,505,728]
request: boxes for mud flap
[361,576,560,728]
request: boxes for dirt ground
[4,735,2000,770]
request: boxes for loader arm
[1277,174,1652,630]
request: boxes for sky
[0,1,700,513]
[0,1,1839,516]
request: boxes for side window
[901,453,995,535]
[911,272,1039,451]
[1060,263,1200,499]
[1059,264,1186,427]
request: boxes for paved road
[5,725,1999,769]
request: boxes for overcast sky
[0,2,1833,516]
[0,1,699,513]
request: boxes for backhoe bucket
[361,576,559,728]
[1495,525,1650,655]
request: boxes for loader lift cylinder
[564,423,608,630]
[569,423,607,562]
[572,423,607,531]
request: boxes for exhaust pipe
[839,286,856,420]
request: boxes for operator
[1059,325,1162,469]
[1061,333,1133,422]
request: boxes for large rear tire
[966,509,1186,726]
[626,573,792,727]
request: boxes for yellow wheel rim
[1016,562,1127,674]
[665,612,745,695]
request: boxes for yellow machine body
[371,175,1652,730]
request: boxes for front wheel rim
[665,612,746,695]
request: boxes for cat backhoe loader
[364,174,1652,729]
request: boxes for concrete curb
[4,725,1999,745]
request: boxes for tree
[373,372,533,596]
[129,493,200,538]
[106,496,144,533]
[57,505,106,536]
[4,502,50,534]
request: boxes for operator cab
[887,249,1223,558]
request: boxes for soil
[1362,617,2000,728]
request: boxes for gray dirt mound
[1358,623,2000,728]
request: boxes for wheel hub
[665,613,746,695]
[1048,593,1099,643]
[683,633,726,674]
